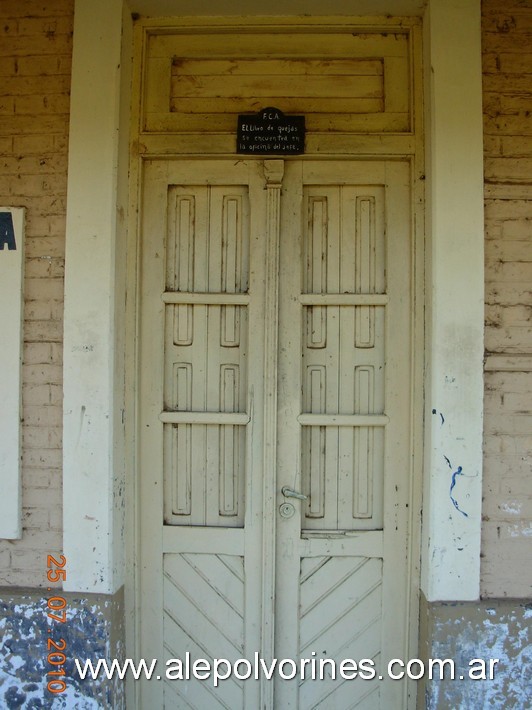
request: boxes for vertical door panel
[276,160,411,709]
[139,160,266,709]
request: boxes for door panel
[298,556,383,707]
[163,553,246,708]
[300,303,386,531]
[139,158,412,709]
[163,183,251,528]
[275,160,411,709]
[139,160,267,709]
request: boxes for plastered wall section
[419,596,532,709]
[0,0,73,586]
[0,588,125,709]
[481,0,532,599]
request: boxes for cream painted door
[275,160,412,709]
[138,158,413,709]
[139,159,269,710]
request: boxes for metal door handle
[281,486,308,500]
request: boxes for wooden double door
[138,158,413,709]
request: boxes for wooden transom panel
[143,30,412,133]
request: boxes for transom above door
[134,19,421,157]
[138,157,413,709]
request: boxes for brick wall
[0,0,73,586]
[481,0,532,598]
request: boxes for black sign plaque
[237,107,305,155]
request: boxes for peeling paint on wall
[0,591,124,710]
[422,598,532,709]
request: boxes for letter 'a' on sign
[237,107,305,155]
[0,207,25,539]
[0,212,17,250]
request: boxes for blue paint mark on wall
[432,408,445,426]
[0,212,16,251]
[443,456,468,517]
[449,465,468,518]
[433,408,469,517]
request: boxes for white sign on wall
[0,207,25,539]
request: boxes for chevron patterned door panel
[163,553,245,708]
[299,556,383,709]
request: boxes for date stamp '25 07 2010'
[45,554,68,696]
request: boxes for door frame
[61,4,485,710]
[137,156,417,709]
[129,18,424,709]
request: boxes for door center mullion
[260,159,285,710]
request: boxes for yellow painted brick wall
[481,0,532,598]
[0,0,73,586]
